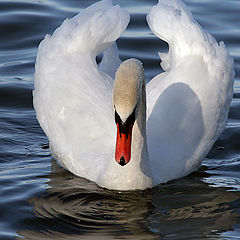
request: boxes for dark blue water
[0,0,240,239]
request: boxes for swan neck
[131,77,152,180]
[98,59,152,190]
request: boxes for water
[0,0,240,239]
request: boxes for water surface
[0,0,240,239]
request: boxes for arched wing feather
[146,0,234,184]
[33,0,130,181]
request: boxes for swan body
[33,0,234,190]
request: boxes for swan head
[113,58,144,166]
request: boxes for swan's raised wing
[146,0,234,184]
[33,0,130,182]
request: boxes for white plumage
[33,0,234,190]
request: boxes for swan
[33,0,234,190]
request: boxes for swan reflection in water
[17,159,240,240]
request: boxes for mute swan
[33,0,234,190]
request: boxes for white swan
[33,0,234,190]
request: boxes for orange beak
[115,122,133,166]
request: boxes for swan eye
[115,110,122,125]
[125,107,136,128]
[115,107,136,137]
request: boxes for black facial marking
[115,110,122,126]
[115,106,136,138]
